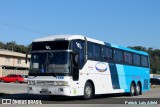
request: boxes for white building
[0,49,30,77]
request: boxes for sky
[0,0,160,48]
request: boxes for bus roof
[33,35,104,44]
[108,43,148,56]
[33,35,148,56]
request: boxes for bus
[27,35,150,99]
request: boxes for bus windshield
[30,52,70,75]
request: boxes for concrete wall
[0,49,30,77]
[0,55,29,68]
[1,69,29,77]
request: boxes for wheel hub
[85,86,92,97]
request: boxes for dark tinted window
[11,75,16,77]
[102,47,107,60]
[94,45,101,59]
[141,56,148,67]
[87,42,101,60]
[133,54,141,65]
[124,52,132,64]
[107,48,113,60]
[19,75,23,78]
[114,49,123,62]
[10,75,14,77]
[6,75,11,77]
[72,40,85,67]
[88,42,94,59]
[32,41,70,51]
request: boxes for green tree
[0,42,5,49]
[128,46,147,51]
[5,41,16,51]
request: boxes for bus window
[88,42,94,59]
[107,48,113,61]
[141,56,148,67]
[114,49,123,63]
[124,52,133,64]
[102,47,113,61]
[133,54,140,65]
[72,40,85,67]
[94,45,101,59]
[102,47,107,60]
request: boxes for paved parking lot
[0,83,160,107]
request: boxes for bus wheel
[135,83,141,96]
[130,82,135,96]
[84,82,93,100]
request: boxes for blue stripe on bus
[108,63,120,89]
[116,64,127,90]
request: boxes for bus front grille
[36,81,55,85]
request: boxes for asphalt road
[0,83,160,107]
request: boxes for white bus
[27,35,150,99]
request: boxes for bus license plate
[40,87,50,94]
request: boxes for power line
[0,21,50,35]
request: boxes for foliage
[0,41,31,54]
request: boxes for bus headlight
[28,81,36,85]
[54,81,69,86]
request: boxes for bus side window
[114,49,124,63]
[94,45,101,60]
[141,55,148,67]
[124,52,133,64]
[107,48,113,61]
[87,42,94,59]
[101,47,113,61]
[133,54,140,66]
[102,47,107,60]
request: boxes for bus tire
[83,82,93,100]
[130,82,136,96]
[135,82,141,96]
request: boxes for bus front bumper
[27,85,77,96]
